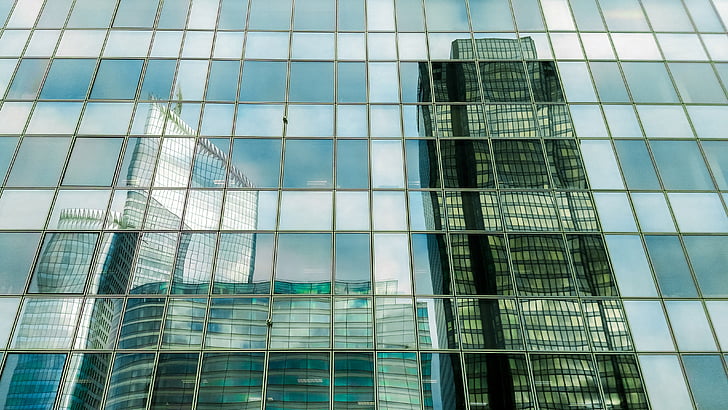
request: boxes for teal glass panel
[197,353,265,408]
[0,354,66,409]
[58,353,111,409]
[266,352,330,409]
[206,298,268,348]
[104,354,155,410]
[334,297,373,348]
[377,352,421,409]
[150,353,199,409]
[334,352,374,409]
[39,59,95,99]
[275,234,331,294]
[117,298,164,349]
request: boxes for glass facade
[0,0,727,408]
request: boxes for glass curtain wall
[0,0,727,408]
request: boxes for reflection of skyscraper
[2,2,725,408]
[416,37,646,408]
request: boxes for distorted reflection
[334,297,373,348]
[416,298,458,349]
[450,234,513,295]
[421,353,467,410]
[206,298,268,349]
[0,354,66,409]
[412,234,451,295]
[521,299,588,351]
[531,355,602,409]
[509,235,575,296]
[441,140,494,188]
[445,191,502,231]
[463,353,533,410]
[270,297,330,348]
[334,352,375,409]
[375,298,416,349]
[150,353,198,408]
[266,352,330,409]
[104,353,155,410]
[57,353,111,409]
[198,353,265,408]
[457,298,522,349]
[377,352,421,409]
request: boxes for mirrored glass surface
[206,298,268,349]
[458,298,522,349]
[275,233,331,294]
[334,297,373,349]
[104,353,155,410]
[270,298,330,348]
[150,353,199,408]
[198,353,265,408]
[521,299,588,351]
[334,352,375,409]
[266,352,330,408]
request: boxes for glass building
[0,0,727,408]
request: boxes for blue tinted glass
[644,236,697,297]
[621,62,680,103]
[651,141,714,190]
[230,139,281,188]
[218,0,248,29]
[140,60,176,100]
[338,0,365,30]
[248,0,292,30]
[240,61,287,102]
[0,137,18,182]
[158,0,191,28]
[90,59,143,99]
[682,355,728,409]
[336,140,368,188]
[289,62,334,103]
[283,139,333,188]
[206,61,240,101]
[614,140,660,190]
[6,58,48,99]
[40,59,95,99]
[6,137,72,187]
[683,236,728,297]
[337,62,366,103]
[113,0,160,27]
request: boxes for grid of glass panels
[0,0,727,408]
